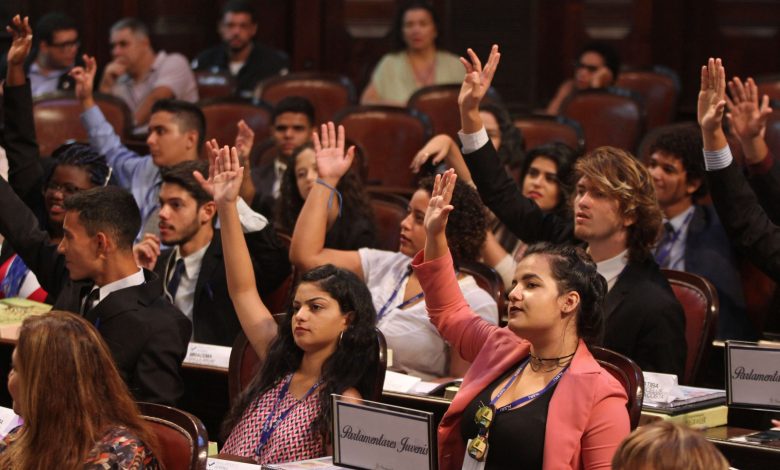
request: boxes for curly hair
[275,145,374,241]
[49,142,111,188]
[523,243,606,346]
[222,265,379,444]
[519,142,578,218]
[479,102,525,170]
[417,176,487,263]
[647,126,707,199]
[574,146,663,263]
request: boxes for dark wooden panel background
[2,0,779,114]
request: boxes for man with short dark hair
[250,96,315,217]
[133,160,290,346]
[99,17,198,130]
[646,127,753,340]
[71,56,262,240]
[192,0,289,98]
[0,176,191,405]
[459,46,685,378]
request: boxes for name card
[332,395,436,470]
[726,341,780,410]
[643,372,685,404]
[183,342,232,369]
[206,458,260,469]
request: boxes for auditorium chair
[661,269,719,386]
[590,346,644,430]
[228,327,388,403]
[255,72,357,124]
[194,70,236,100]
[33,91,132,157]
[199,97,273,154]
[137,402,209,470]
[334,105,432,188]
[459,260,506,326]
[407,84,462,140]
[513,113,585,154]
[616,66,680,130]
[559,87,645,153]
[366,190,409,252]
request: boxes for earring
[338,330,344,346]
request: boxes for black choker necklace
[528,351,575,372]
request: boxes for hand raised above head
[194,144,243,205]
[6,15,32,66]
[726,76,773,141]
[424,169,457,239]
[697,58,727,134]
[458,45,501,114]
[69,55,97,102]
[312,122,354,186]
[234,120,255,164]
[410,134,452,173]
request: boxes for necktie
[81,288,100,315]
[167,258,185,302]
[654,222,676,268]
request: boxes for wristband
[316,179,343,218]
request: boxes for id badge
[462,439,488,470]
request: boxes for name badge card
[206,458,260,469]
[726,341,780,410]
[183,342,232,370]
[332,394,436,470]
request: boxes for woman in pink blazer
[412,170,630,469]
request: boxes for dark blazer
[464,140,686,377]
[192,42,289,98]
[685,204,753,340]
[154,227,291,346]
[708,160,780,283]
[0,174,191,406]
[747,152,780,225]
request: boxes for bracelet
[315,179,343,218]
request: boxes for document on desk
[261,456,343,469]
[207,458,261,469]
[183,342,231,370]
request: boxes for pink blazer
[412,251,630,470]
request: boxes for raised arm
[289,123,364,277]
[410,134,474,183]
[234,120,257,204]
[725,76,772,165]
[698,58,728,152]
[195,145,277,359]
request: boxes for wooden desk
[704,426,780,469]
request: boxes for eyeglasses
[274,124,308,132]
[49,39,80,50]
[45,181,88,196]
[574,61,601,73]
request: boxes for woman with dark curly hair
[291,123,497,379]
[275,144,375,250]
[198,145,380,464]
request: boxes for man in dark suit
[250,96,315,219]
[0,175,191,406]
[456,46,686,378]
[134,160,290,346]
[646,126,753,340]
[191,0,289,99]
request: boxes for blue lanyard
[376,266,424,321]
[491,357,567,414]
[655,210,694,268]
[254,373,322,456]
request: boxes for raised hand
[234,120,255,165]
[410,134,453,173]
[458,45,501,114]
[697,58,727,134]
[424,169,457,239]
[133,233,161,270]
[69,55,97,105]
[6,15,32,67]
[194,144,243,205]
[726,77,773,141]
[313,122,354,186]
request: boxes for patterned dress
[0,425,160,469]
[223,375,325,464]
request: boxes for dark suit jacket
[685,204,753,340]
[464,140,686,377]
[0,174,191,406]
[747,152,780,225]
[154,228,291,346]
[708,160,780,283]
[192,42,289,98]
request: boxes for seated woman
[275,144,376,250]
[545,42,621,115]
[0,311,159,468]
[199,146,379,464]
[414,170,629,469]
[290,123,497,379]
[360,1,464,106]
[612,421,728,470]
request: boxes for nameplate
[0,406,22,438]
[206,458,259,469]
[332,394,436,470]
[183,342,232,370]
[726,341,780,410]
